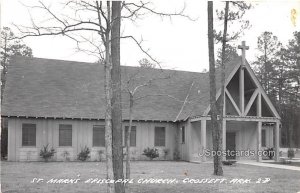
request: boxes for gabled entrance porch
[187,41,281,162]
[188,116,280,162]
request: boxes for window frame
[59,124,72,147]
[93,125,105,147]
[154,126,166,147]
[22,123,36,147]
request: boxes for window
[59,124,72,146]
[125,126,136,147]
[154,127,165,146]
[262,129,266,147]
[93,125,105,147]
[22,124,36,146]
[181,126,185,144]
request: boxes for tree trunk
[207,1,223,176]
[103,2,114,193]
[289,107,295,148]
[219,1,229,165]
[126,93,133,180]
[104,55,114,193]
[219,1,229,117]
[111,1,125,193]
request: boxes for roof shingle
[2,56,241,121]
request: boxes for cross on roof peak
[238,41,249,67]
[238,41,249,50]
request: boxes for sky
[1,0,300,72]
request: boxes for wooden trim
[202,62,241,116]
[222,120,226,153]
[223,89,226,116]
[257,121,262,162]
[186,120,193,161]
[225,62,242,86]
[2,115,175,123]
[257,93,262,117]
[226,116,278,122]
[225,89,242,116]
[202,61,280,119]
[239,67,245,115]
[274,122,280,161]
[244,62,280,118]
[244,89,259,116]
[190,116,279,122]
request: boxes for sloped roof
[2,56,241,121]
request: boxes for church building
[2,43,281,162]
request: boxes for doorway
[226,132,236,160]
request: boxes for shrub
[264,148,275,160]
[143,147,159,160]
[77,146,90,161]
[39,144,55,162]
[288,148,295,160]
[222,160,236,165]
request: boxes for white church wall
[7,118,178,161]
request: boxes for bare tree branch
[123,1,195,21]
[121,35,161,67]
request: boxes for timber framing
[190,115,280,123]
[193,42,281,162]
[244,88,259,116]
[225,88,242,116]
[244,62,280,118]
[202,58,280,119]
[202,60,242,116]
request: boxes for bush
[264,148,275,160]
[77,146,90,161]
[143,147,159,160]
[39,144,55,162]
[222,160,237,165]
[288,148,295,160]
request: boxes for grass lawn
[1,161,300,193]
